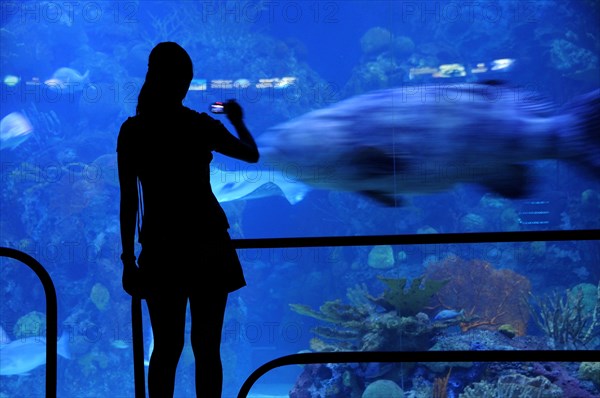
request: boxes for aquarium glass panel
[1,1,598,397]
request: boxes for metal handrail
[232,229,600,397]
[236,350,600,398]
[3,229,594,397]
[0,247,58,398]
[232,229,600,249]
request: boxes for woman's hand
[121,256,144,298]
[224,99,243,124]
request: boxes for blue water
[1,1,599,397]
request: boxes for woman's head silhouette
[137,41,193,115]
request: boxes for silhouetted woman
[117,41,259,397]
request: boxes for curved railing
[231,229,600,398]
[1,229,598,398]
[0,247,58,398]
[235,350,599,397]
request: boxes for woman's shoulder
[116,115,143,151]
[119,115,141,131]
[182,106,218,123]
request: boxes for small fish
[111,339,129,349]
[0,326,11,345]
[434,309,465,321]
[3,75,20,86]
[0,111,34,150]
[44,67,89,90]
[0,330,71,376]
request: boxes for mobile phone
[209,102,225,114]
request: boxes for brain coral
[362,379,403,398]
[360,27,393,55]
[90,283,110,311]
[368,245,395,269]
[14,310,46,338]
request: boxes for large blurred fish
[257,81,600,205]
[0,330,71,376]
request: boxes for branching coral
[289,299,370,350]
[290,277,441,352]
[346,283,372,307]
[289,299,371,324]
[425,256,531,335]
[528,280,600,349]
[369,276,449,317]
[433,367,451,398]
[459,374,563,398]
[22,102,63,144]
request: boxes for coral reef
[433,368,452,398]
[14,310,46,338]
[288,275,453,396]
[528,281,600,349]
[289,363,354,398]
[90,282,110,311]
[533,362,599,398]
[372,276,449,317]
[425,256,532,335]
[550,38,598,73]
[291,300,433,352]
[290,299,371,326]
[392,36,415,56]
[422,328,542,374]
[459,374,563,398]
[290,275,447,352]
[367,245,395,269]
[578,362,600,389]
[344,25,417,96]
[21,102,63,146]
[78,349,109,377]
[459,213,487,232]
[360,27,393,55]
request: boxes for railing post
[0,247,58,398]
[132,297,146,398]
